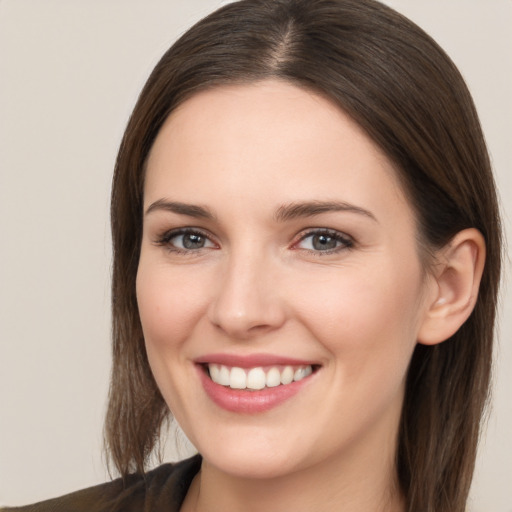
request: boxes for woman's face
[137,81,435,479]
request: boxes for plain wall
[0,1,510,510]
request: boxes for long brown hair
[105,1,502,510]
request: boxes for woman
[3,0,502,511]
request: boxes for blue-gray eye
[166,231,215,250]
[182,233,206,249]
[297,231,352,251]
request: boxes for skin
[136,80,445,512]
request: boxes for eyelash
[154,228,217,255]
[154,227,354,255]
[293,229,354,255]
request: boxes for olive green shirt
[2,455,201,512]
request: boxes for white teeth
[294,365,312,381]
[230,367,247,389]
[218,365,230,386]
[207,363,314,390]
[247,368,266,390]
[280,366,294,385]
[266,367,281,388]
[209,364,220,382]
[294,367,307,381]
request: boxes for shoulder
[1,455,202,512]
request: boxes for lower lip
[197,365,314,414]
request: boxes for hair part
[106,1,502,510]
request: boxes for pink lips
[195,353,317,414]
[195,353,316,368]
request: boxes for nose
[207,251,286,340]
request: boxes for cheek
[297,263,425,437]
[294,258,425,370]
[135,261,213,420]
[136,262,210,354]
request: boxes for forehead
[144,80,411,225]
[153,81,383,163]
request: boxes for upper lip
[194,353,319,368]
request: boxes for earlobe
[417,228,486,346]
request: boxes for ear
[417,228,486,346]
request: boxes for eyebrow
[145,199,215,220]
[274,200,377,223]
[145,198,377,223]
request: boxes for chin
[201,445,301,480]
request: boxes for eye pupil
[313,234,337,250]
[183,233,205,249]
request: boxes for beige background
[0,1,510,510]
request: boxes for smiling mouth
[196,357,320,413]
[205,363,316,390]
